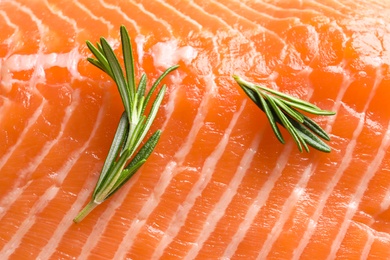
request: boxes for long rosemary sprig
[74,26,178,223]
[233,75,335,153]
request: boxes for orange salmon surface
[1,0,390,259]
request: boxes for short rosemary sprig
[233,75,335,153]
[73,26,178,223]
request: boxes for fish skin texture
[1,0,390,259]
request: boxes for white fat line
[208,0,256,26]
[112,74,216,258]
[3,50,78,70]
[292,69,353,258]
[181,1,260,72]
[1,47,83,87]
[44,0,80,34]
[177,1,262,73]
[188,0,233,30]
[151,100,247,259]
[34,90,106,258]
[43,0,84,79]
[0,1,81,91]
[0,100,45,172]
[36,164,101,260]
[257,163,314,259]
[185,123,263,259]
[222,142,294,259]
[241,0,321,21]
[135,35,147,66]
[227,0,281,20]
[113,73,216,259]
[323,0,355,11]
[35,101,106,259]
[72,0,113,31]
[1,0,46,93]
[190,0,264,50]
[351,219,390,258]
[98,0,141,34]
[195,0,278,46]
[252,78,321,258]
[35,97,106,259]
[0,89,80,220]
[77,172,141,260]
[0,97,11,128]
[361,226,375,260]
[379,187,390,213]
[160,71,183,131]
[174,73,216,162]
[131,1,173,37]
[112,161,176,259]
[189,0,286,73]
[0,2,82,89]
[292,68,381,259]
[1,1,83,91]
[328,122,390,259]
[372,0,390,8]
[243,0,324,17]
[154,0,203,31]
[213,0,289,45]
[300,0,347,17]
[0,10,19,57]
[0,92,105,258]
[0,184,59,258]
[326,70,385,260]
[0,1,81,90]
[0,93,103,258]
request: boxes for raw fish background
[1,0,390,259]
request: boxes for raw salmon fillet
[1,0,390,259]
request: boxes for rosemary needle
[233,75,335,153]
[73,26,178,223]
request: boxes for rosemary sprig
[73,26,178,223]
[233,75,335,153]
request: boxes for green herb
[73,26,178,223]
[233,75,335,153]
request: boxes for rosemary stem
[233,75,256,90]
[73,200,100,223]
